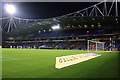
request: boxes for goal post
[87,40,105,52]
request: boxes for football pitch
[1,48,119,78]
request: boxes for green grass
[1,48,119,78]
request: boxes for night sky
[2,2,99,19]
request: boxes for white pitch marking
[0,58,31,61]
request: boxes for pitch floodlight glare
[5,4,16,15]
[52,24,60,30]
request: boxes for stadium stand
[28,28,113,38]
[2,17,120,51]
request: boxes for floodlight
[51,24,60,30]
[5,4,16,15]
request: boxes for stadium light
[5,4,16,15]
[51,24,60,30]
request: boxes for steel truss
[0,0,119,32]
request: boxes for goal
[87,40,105,52]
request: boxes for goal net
[87,40,105,52]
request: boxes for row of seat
[28,28,113,38]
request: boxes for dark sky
[2,2,99,19]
